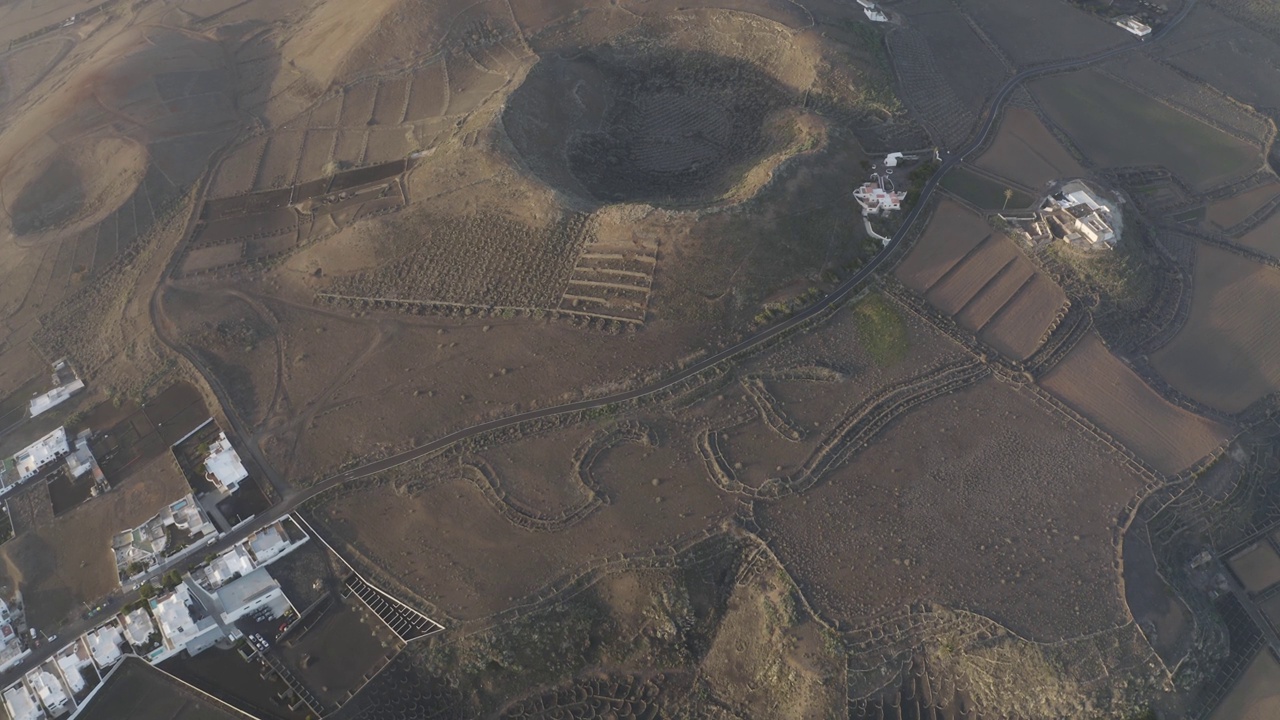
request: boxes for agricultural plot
[884,26,976,149]
[1228,542,1280,593]
[939,166,1033,210]
[402,61,448,122]
[332,129,368,167]
[339,82,379,127]
[209,136,267,197]
[974,107,1085,190]
[1232,211,1280,257]
[1205,181,1280,233]
[896,200,1063,360]
[894,200,993,292]
[1039,333,1228,474]
[371,77,411,126]
[1157,10,1280,118]
[1029,69,1260,190]
[904,1,1009,110]
[758,376,1144,641]
[962,0,1126,67]
[77,658,245,720]
[253,131,306,191]
[1151,244,1280,413]
[295,129,337,183]
[363,126,415,165]
[1208,648,1280,720]
[1101,53,1272,148]
[557,228,658,324]
[326,210,593,313]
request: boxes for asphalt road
[5,0,1198,691]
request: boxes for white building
[28,380,84,419]
[152,586,220,658]
[52,644,92,696]
[64,431,102,483]
[247,524,290,564]
[1115,16,1152,37]
[216,568,287,626]
[853,177,907,215]
[83,623,125,670]
[13,428,71,483]
[26,669,69,717]
[203,433,248,493]
[121,608,156,650]
[2,681,43,720]
[1046,182,1118,247]
[204,545,256,589]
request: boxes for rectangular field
[1228,542,1280,593]
[939,166,1033,210]
[1040,333,1229,474]
[955,259,1035,330]
[1150,244,1280,413]
[332,129,368,166]
[339,82,378,127]
[962,0,1125,66]
[925,234,1019,315]
[1233,211,1280,256]
[252,131,306,190]
[1206,182,1280,233]
[894,200,993,291]
[1209,647,1280,720]
[1029,70,1259,190]
[974,107,1084,190]
[978,272,1065,360]
[371,77,410,126]
[210,136,266,197]
[296,129,337,183]
[403,61,448,122]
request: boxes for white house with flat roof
[152,586,220,659]
[52,644,92,696]
[216,568,288,626]
[83,623,125,671]
[12,428,70,483]
[28,380,84,419]
[121,608,155,650]
[202,545,256,590]
[26,668,69,717]
[203,433,248,493]
[1115,16,1152,37]
[2,681,43,720]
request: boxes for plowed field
[1040,333,1229,474]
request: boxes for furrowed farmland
[974,107,1085,190]
[895,200,1066,360]
[1151,244,1280,413]
[1029,69,1260,190]
[1039,333,1229,474]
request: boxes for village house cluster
[2,517,309,719]
[1002,180,1121,250]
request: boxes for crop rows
[699,359,990,499]
[329,211,592,313]
[885,27,976,150]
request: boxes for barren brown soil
[1232,208,1280,256]
[974,107,1085,190]
[1151,244,1280,413]
[1206,183,1280,233]
[758,376,1142,641]
[1040,332,1229,474]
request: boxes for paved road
[4,0,1198,691]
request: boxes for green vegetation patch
[1030,70,1259,189]
[852,293,909,367]
[940,167,1033,211]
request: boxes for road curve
[296,0,1198,497]
[6,0,1196,691]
